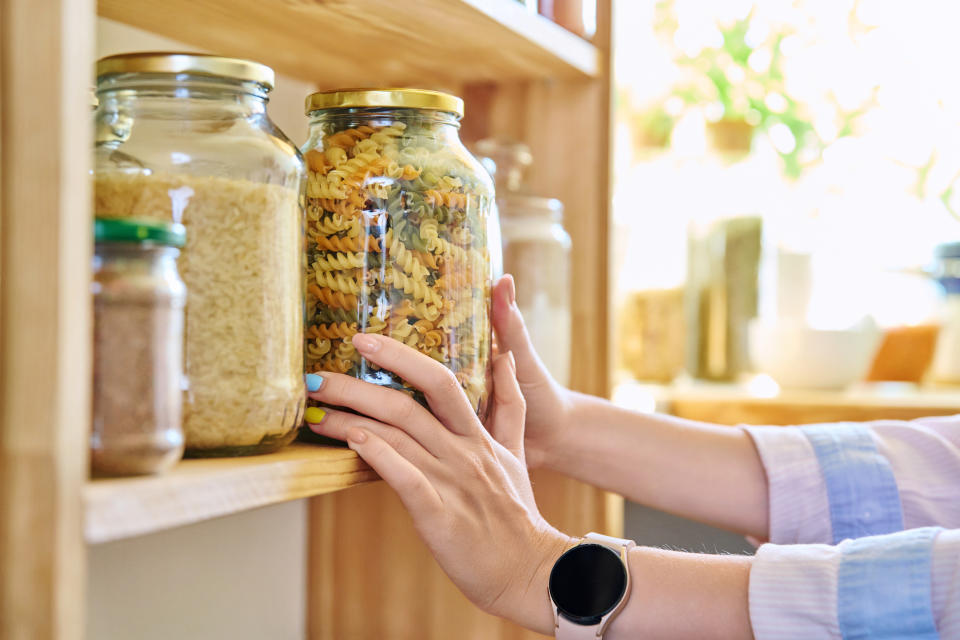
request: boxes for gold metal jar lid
[305,88,464,118]
[96,52,275,89]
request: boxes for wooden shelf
[97,0,600,86]
[84,442,377,544]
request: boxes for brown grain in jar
[92,218,186,476]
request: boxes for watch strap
[556,616,603,639]
[584,532,635,552]
[554,532,635,640]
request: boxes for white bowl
[748,319,880,390]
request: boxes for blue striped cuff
[801,424,904,543]
[838,527,942,639]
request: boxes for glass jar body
[302,107,495,415]
[94,73,305,456]
[500,196,572,386]
[931,246,960,384]
[92,244,186,475]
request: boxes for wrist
[497,526,574,635]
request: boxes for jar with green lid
[93,52,305,456]
[92,218,186,476]
[301,89,495,415]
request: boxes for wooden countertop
[613,379,960,426]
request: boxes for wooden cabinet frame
[1,2,616,638]
[1,0,95,637]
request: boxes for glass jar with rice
[301,89,495,416]
[93,52,305,456]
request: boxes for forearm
[545,392,769,537]
[524,539,754,639]
[609,546,753,640]
[522,528,960,639]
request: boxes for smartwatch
[548,532,635,639]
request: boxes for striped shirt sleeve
[745,415,960,544]
[744,416,960,638]
[875,416,960,530]
[749,528,960,639]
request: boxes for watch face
[549,543,628,625]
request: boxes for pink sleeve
[873,416,960,529]
[745,414,960,545]
[745,416,960,638]
[749,542,841,639]
[743,426,832,544]
[749,528,960,639]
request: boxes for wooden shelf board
[84,442,377,544]
[97,0,599,86]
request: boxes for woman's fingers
[488,351,526,457]
[307,372,456,457]
[492,275,547,387]
[345,427,443,519]
[306,407,444,466]
[351,333,481,436]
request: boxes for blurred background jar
[474,138,533,280]
[474,139,532,194]
[682,118,765,382]
[501,196,572,385]
[475,138,573,385]
[93,53,305,456]
[930,242,960,384]
[92,219,186,476]
[686,215,763,381]
[617,288,685,383]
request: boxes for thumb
[492,275,547,386]
[488,351,525,457]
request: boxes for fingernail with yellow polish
[305,407,326,424]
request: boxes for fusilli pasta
[302,104,493,414]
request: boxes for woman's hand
[492,275,575,469]
[305,333,571,635]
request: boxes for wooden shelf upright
[1,2,617,638]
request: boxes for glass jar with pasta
[94,53,305,456]
[302,89,495,416]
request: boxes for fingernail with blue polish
[305,373,324,392]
